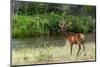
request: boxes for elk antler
[66,21,72,28]
[59,20,66,28]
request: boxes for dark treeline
[12,1,96,17]
[12,1,96,38]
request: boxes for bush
[12,14,95,38]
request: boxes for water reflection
[12,37,65,49]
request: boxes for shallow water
[12,37,65,49]
[12,33,96,49]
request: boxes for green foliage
[12,14,95,38]
[12,1,96,38]
[13,1,96,17]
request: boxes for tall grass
[12,42,95,65]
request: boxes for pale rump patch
[80,33,85,41]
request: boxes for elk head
[58,20,72,32]
[58,20,66,32]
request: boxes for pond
[12,36,65,49]
[12,33,95,49]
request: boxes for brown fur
[59,22,86,56]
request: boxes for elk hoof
[84,54,86,56]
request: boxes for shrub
[12,14,95,38]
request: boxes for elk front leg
[70,44,73,55]
[77,44,81,56]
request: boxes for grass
[12,42,95,65]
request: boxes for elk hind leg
[77,44,81,56]
[82,42,86,56]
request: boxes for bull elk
[58,20,86,56]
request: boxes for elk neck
[61,30,69,38]
[61,29,76,39]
